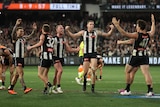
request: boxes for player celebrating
[8,18,37,95]
[112,14,155,96]
[65,20,114,93]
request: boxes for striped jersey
[14,38,25,58]
[40,34,54,60]
[83,30,98,54]
[53,36,65,58]
[132,32,150,56]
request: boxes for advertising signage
[100,4,160,12]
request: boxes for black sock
[83,75,87,86]
[147,85,152,92]
[9,85,15,90]
[24,86,27,90]
[92,84,95,89]
[99,76,102,79]
[2,82,5,86]
[91,84,95,92]
[57,84,61,88]
[44,87,47,91]
[47,82,52,87]
[125,84,130,92]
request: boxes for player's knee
[91,66,97,71]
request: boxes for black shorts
[128,56,149,67]
[53,56,64,66]
[3,57,15,66]
[39,59,53,68]
[79,56,83,65]
[83,52,97,62]
[15,58,24,67]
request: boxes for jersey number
[139,38,149,48]
[46,38,54,48]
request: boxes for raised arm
[11,18,22,43]
[97,24,114,37]
[24,22,37,40]
[27,34,44,51]
[117,39,135,45]
[112,17,138,39]
[147,14,155,37]
[65,26,84,39]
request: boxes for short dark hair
[16,27,23,31]
[136,19,146,30]
[42,24,50,32]
[87,20,94,24]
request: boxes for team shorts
[79,56,83,65]
[15,58,24,67]
[53,56,64,66]
[83,52,97,62]
[39,59,53,68]
[128,56,149,67]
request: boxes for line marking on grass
[115,94,160,99]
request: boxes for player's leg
[53,61,63,93]
[90,58,98,93]
[140,65,153,96]
[120,64,136,95]
[82,58,90,91]
[0,65,8,89]
[9,64,15,84]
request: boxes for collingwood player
[65,20,114,93]
[8,18,37,95]
[112,14,155,96]
[27,24,54,94]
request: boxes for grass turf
[0,65,160,107]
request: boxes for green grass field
[0,65,160,107]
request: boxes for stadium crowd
[0,12,160,57]
[1,0,159,4]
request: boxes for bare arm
[117,39,135,45]
[112,17,138,39]
[24,22,37,40]
[27,34,44,50]
[64,41,79,53]
[97,24,114,37]
[11,18,22,43]
[65,26,84,39]
[147,14,155,37]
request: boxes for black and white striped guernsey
[14,38,25,58]
[40,34,54,60]
[53,36,65,58]
[83,30,97,54]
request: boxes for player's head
[136,19,146,32]
[56,25,64,35]
[87,20,94,31]
[42,24,50,34]
[16,27,24,37]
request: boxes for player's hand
[109,24,114,30]
[32,22,37,30]
[117,40,121,45]
[112,17,120,26]
[151,14,155,23]
[16,18,22,25]
[27,46,32,51]
[65,26,70,31]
